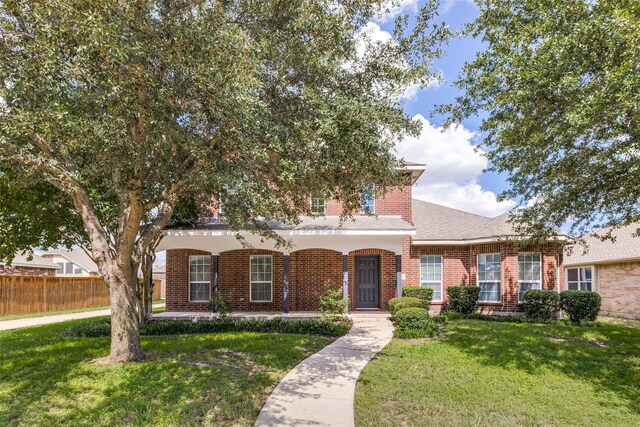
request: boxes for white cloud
[375,0,419,22]
[396,114,516,217]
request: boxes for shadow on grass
[444,320,640,415]
[0,318,331,426]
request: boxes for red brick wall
[404,242,563,313]
[348,249,397,311]
[290,249,343,311]
[324,181,413,222]
[219,249,284,312]
[0,266,56,276]
[166,249,213,312]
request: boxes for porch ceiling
[157,233,406,255]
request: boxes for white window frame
[250,255,273,302]
[518,252,542,303]
[188,255,211,302]
[310,196,326,215]
[360,184,375,214]
[420,255,443,302]
[477,253,501,303]
[565,266,595,292]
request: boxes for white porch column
[342,254,349,306]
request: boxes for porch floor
[152,311,389,321]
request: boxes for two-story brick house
[159,162,567,314]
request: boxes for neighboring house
[153,265,166,299]
[0,253,58,276]
[158,162,567,314]
[565,224,640,319]
[40,248,100,277]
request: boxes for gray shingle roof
[565,223,640,266]
[0,253,57,269]
[411,199,517,242]
[168,215,415,233]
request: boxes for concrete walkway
[255,313,394,427]
[0,303,165,332]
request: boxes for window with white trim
[420,255,443,301]
[567,267,593,291]
[250,255,272,302]
[518,252,541,302]
[56,262,64,274]
[189,255,211,302]
[478,253,501,302]
[311,196,326,214]
[360,184,375,213]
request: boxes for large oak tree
[0,0,447,361]
[442,0,640,240]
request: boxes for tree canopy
[0,0,447,361]
[442,0,640,239]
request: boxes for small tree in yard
[0,1,447,362]
[318,279,348,320]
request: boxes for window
[478,253,501,302]
[56,262,64,274]
[310,196,326,214]
[567,267,593,291]
[518,252,541,302]
[74,268,83,275]
[420,255,443,301]
[189,255,211,302]
[65,262,73,274]
[250,255,272,302]
[360,184,375,213]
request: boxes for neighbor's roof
[166,215,415,236]
[40,248,99,273]
[565,223,640,266]
[411,199,566,244]
[0,253,57,269]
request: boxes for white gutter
[0,262,57,269]
[164,229,416,237]
[413,235,571,246]
[564,256,640,267]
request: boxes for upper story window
[420,255,443,301]
[478,253,501,302]
[518,252,541,302]
[310,196,326,215]
[189,255,211,302]
[65,262,74,274]
[56,262,64,274]
[567,267,593,291]
[360,184,375,214]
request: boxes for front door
[355,256,380,309]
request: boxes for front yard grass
[356,319,640,427]
[0,317,332,426]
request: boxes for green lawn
[356,319,640,427]
[0,317,332,426]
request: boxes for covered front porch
[157,216,414,313]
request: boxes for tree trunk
[107,268,146,362]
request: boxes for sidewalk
[0,303,165,332]
[254,313,393,427]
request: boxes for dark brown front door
[355,256,380,309]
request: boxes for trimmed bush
[446,286,481,314]
[66,318,351,338]
[388,296,425,315]
[559,290,602,324]
[401,287,433,309]
[318,280,348,319]
[393,307,438,338]
[522,289,560,320]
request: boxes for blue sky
[378,0,517,217]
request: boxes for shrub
[446,286,480,314]
[210,291,233,319]
[66,318,351,338]
[318,280,348,319]
[559,290,602,324]
[393,307,438,338]
[522,289,560,320]
[388,297,425,315]
[401,287,433,309]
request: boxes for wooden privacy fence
[0,276,162,316]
